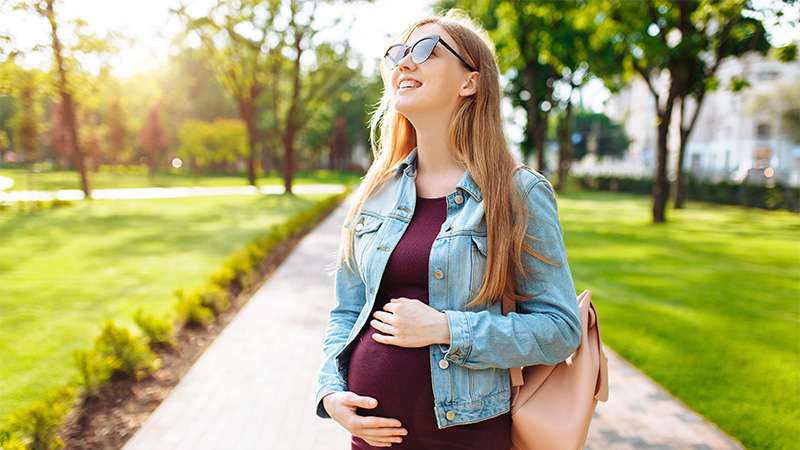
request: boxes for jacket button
[438,358,449,369]
[434,270,444,279]
[454,194,464,204]
[355,222,364,231]
[446,410,456,420]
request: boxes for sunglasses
[383,34,479,72]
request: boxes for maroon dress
[345,195,511,450]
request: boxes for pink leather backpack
[505,289,609,450]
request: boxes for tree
[106,99,128,167]
[672,5,797,208]
[596,0,783,222]
[299,62,380,172]
[8,68,42,190]
[175,0,365,193]
[140,101,168,176]
[39,0,91,196]
[48,100,71,166]
[10,69,41,165]
[270,2,359,193]
[7,0,118,197]
[570,110,630,160]
[177,118,247,172]
[435,0,620,191]
[173,0,284,187]
[0,130,9,161]
[440,0,560,173]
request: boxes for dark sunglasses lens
[412,38,436,64]
[386,45,408,66]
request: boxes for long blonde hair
[335,9,559,310]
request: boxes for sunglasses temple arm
[439,39,477,72]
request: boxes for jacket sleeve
[438,178,582,369]
[314,227,366,419]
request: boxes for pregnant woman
[315,8,582,450]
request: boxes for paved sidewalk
[0,183,345,202]
[122,193,745,450]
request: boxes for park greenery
[436,0,797,220]
[1,0,379,198]
[0,0,798,449]
[0,188,352,449]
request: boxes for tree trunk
[281,32,305,197]
[46,0,90,199]
[556,86,575,192]
[282,128,295,196]
[674,96,689,209]
[237,96,258,187]
[652,108,672,223]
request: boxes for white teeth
[399,80,422,89]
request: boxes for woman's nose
[397,48,416,70]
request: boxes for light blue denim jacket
[314,147,582,429]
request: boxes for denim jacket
[314,146,582,429]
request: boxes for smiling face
[385,23,478,123]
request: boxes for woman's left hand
[370,298,450,348]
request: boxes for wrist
[439,311,451,345]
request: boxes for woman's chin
[393,98,424,116]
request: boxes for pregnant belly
[346,319,434,422]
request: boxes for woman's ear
[459,72,479,97]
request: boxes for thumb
[349,393,378,409]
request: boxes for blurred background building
[572,39,800,186]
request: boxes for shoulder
[512,165,553,197]
[512,166,559,225]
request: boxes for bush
[574,174,800,212]
[0,431,28,450]
[93,320,161,381]
[72,349,110,399]
[2,386,77,450]
[195,284,230,315]
[209,266,236,290]
[174,289,215,328]
[133,309,177,348]
[0,187,355,450]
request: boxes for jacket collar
[395,146,483,202]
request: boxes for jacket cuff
[437,310,472,365]
[315,381,347,419]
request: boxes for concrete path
[0,184,345,202]
[121,192,745,450]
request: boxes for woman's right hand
[322,391,408,447]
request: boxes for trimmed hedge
[0,199,76,214]
[0,187,352,449]
[573,174,800,212]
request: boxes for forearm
[437,305,581,369]
[435,178,583,370]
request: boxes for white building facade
[572,47,800,187]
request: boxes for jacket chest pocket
[353,214,385,279]
[468,234,488,302]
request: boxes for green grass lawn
[0,166,363,191]
[1,181,797,448]
[557,189,799,450]
[0,190,340,425]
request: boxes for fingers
[350,413,407,446]
[360,426,408,438]
[355,415,403,429]
[363,435,404,446]
[346,392,378,409]
[358,425,407,447]
[370,318,397,335]
[363,438,393,447]
[339,393,407,446]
